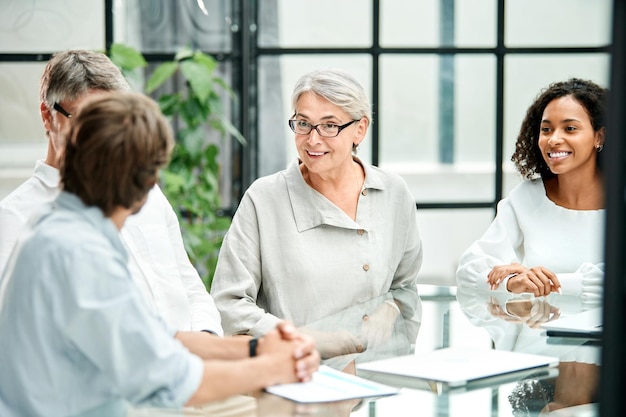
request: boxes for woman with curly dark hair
[456,78,606,299]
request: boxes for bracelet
[249,337,258,357]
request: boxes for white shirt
[0,192,203,416]
[0,160,58,272]
[0,160,223,335]
[456,179,604,300]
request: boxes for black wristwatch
[249,337,258,357]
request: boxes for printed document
[266,365,399,403]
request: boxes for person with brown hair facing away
[0,92,319,417]
[0,49,224,335]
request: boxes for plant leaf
[157,93,181,116]
[213,77,235,98]
[175,46,194,62]
[145,62,178,94]
[160,170,186,194]
[181,60,213,102]
[194,51,218,73]
[109,43,146,71]
[219,115,247,145]
[180,127,206,154]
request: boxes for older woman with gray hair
[211,69,422,359]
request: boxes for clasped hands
[257,322,321,382]
[487,263,561,296]
[487,297,560,328]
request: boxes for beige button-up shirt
[211,157,423,336]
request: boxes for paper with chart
[266,365,399,403]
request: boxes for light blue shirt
[0,192,203,417]
[0,160,223,335]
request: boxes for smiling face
[293,92,367,179]
[537,95,604,178]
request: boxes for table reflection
[256,394,364,417]
[299,289,421,372]
[126,285,601,417]
[128,395,256,417]
[455,285,601,415]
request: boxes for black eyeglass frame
[53,102,72,118]
[288,119,359,138]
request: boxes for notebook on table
[356,347,559,391]
[540,307,603,339]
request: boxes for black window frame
[0,0,623,412]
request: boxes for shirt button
[363,264,370,271]
[362,314,369,322]
[357,229,364,235]
[361,189,368,196]
[356,344,364,353]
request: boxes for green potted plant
[109,43,245,290]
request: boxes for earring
[352,143,359,154]
[596,144,604,152]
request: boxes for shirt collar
[285,157,385,232]
[50,192,128,262]
[33,160,60,188]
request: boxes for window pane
[379,55,439,164]
[505,0,612,47]
[113,0,232,53]
[379,54,496,203]
[455,0,497,47]
[417,209,495,285]
[258,0,372,48]
[257,55,373,177]
[0,63,48,199]
[380,0,438,47]
[0,64,45,144]
[380,0,496,47]
[503,53,611,194]
[0,0,105,52]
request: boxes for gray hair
[40,49,130,111]
[291,69,372,124]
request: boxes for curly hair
[511,78,608,180]
[508,377,556,417]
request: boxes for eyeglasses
[53,102,72,119]
[288,119,358,138]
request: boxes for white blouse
[456,179,604,300]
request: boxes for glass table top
[128,284,601,417]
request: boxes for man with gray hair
[0,49,223,335]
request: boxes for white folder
[357,347,559,390]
